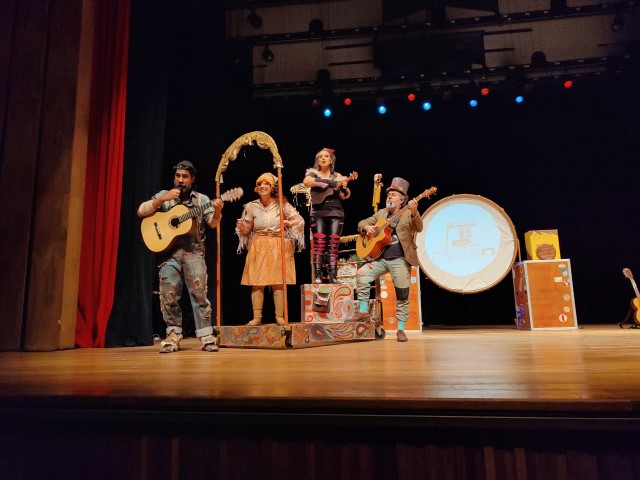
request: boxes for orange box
[512,260,577,330]
[378,266,422,332]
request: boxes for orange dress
[236,199,305,286]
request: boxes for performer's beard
[386,199,397,209]
[176,184,192,201]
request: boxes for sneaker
[396,330,408,342]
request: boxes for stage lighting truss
[230,1,640,101]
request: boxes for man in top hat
[137,161,224,353]
[351,177,422,342]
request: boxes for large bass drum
[416,194,518,293]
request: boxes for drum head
[416,194,518,293]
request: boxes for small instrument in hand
[310,171,358,204]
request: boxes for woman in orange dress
[235,172,305,325]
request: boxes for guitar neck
[177,200,212,224]
[631,278,640,303]
[380,193,426,229]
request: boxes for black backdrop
[107,0,640,346]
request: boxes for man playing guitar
[137,161,223,353]
[352,177,423,342]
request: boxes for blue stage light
[515,95,524,104]
[377,105,387,114]
[469,99,478,108]
[422,101,432,111]
[323,107,332,117]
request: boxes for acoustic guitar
[622,268,640,326]
[141,187,243,253]
[310,171,358,205]
[356,186,437,261]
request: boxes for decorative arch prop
[214,131,289,325]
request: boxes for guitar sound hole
[170,217,179,228]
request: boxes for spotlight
[469,99,478,108]
[323,107,333,118]
[515,95,524,104]
[407,93,416,102]
[247,10,262,30]
[611,14,625,32]
[563,80,573,89]
[422,101,432,111]
[531,51,548,68]
[480,87,490,96]
[311,98,320,107]
[376,97,387,114]
[309,19,324,35]
[261,45,274,63]
[343,98,352,106]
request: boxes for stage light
[247,10,262,30]
[422,101,432,111]
[407,93,416,102]
[261,45,274,63]
[377,105,387,114]
[311,98,320,107]
[309,19,324,35]
[480,87,490,96]
[515,95,524,104]
[343,98,352,106]
[323,107,332,118]
[611,14,625,32]
[563,80,573,89]
[469,99,478,108]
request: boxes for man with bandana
[351,177,422,342]
[137,161,223,353]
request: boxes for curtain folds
[75,0,130,348]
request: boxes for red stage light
[563,80,573,89]
[407,93,416,102]
[480,87,490,96]
[312,98,320,107]
[343,98,352,106]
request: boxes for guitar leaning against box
[620,268,640,328]
[141,187,244,253]
[310,171,358,205]
[356,186,437,261]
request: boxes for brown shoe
[247,318,262,326]
[159,331,182,353]
[396,330,408,342]
[350,311,370,322]
[200,335,219,352]
[275,316,285,325]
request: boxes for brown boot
[159,330,182,353]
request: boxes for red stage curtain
[76,0,130,348]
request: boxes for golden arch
[214,131,289,325]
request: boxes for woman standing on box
[303,148,353,284]
[236,172,305,326]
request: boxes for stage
[2,325,640,479]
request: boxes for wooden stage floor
[1,324,640,425]
[3,325,640,480]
